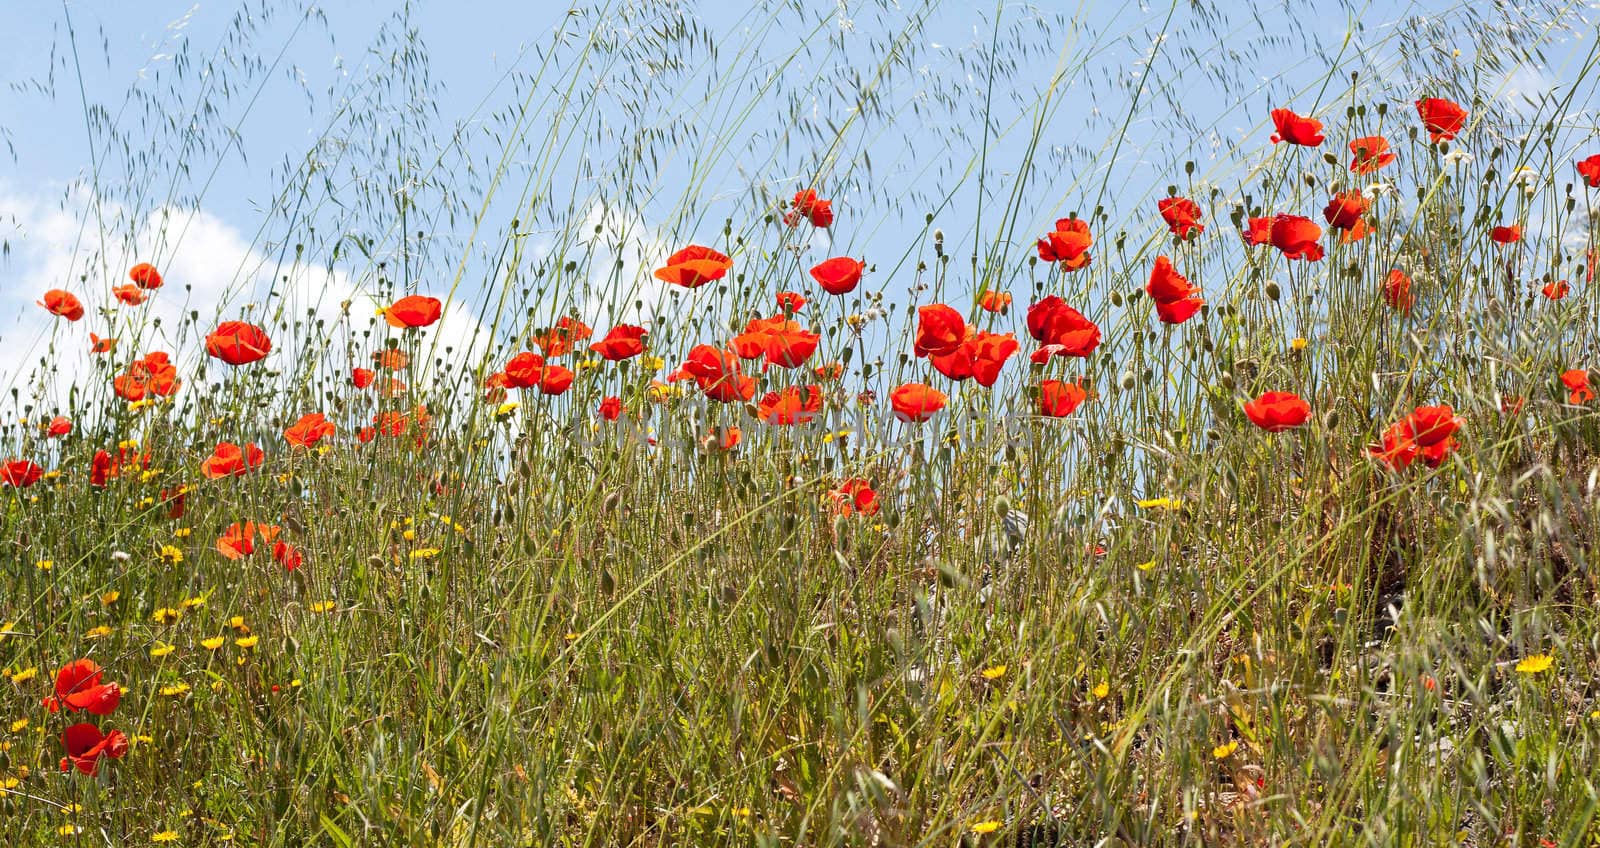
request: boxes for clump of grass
[3,0,1600,845]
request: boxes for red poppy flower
[1036,217,1093,269]
[1323,191,1370,230]
[598,396,624,421]
[1269,214,1324,261]
[1269,107,1324,146]
[43,416,71,437]
[654,245,733,288]
[889,383,947,423]
[681,345,757,402]
[1369,422,1419,470]
[978,290,1012,313]
[1026,296,1101,358]
[1349,136,1396,173]
[1241,216,1273,246]
[385,294,443,328]
[272,540,304,571]
[1158,197,1205,239]
[1384,269,1414,312]
[0,460,44,487]
[731,315,821,368]
[202,442,264,479]
[348,367,375,390]
[584,326,649,363]
[537,366,574,396]
[128,262,163,289]
[1579,154,1600,188]
[810,256,865,295]
[1038,379,1088,417]
[531,316,593,357]
[757,384,823,425]
[1562,369,1593,404]
[1415,97,1467,142]
[112,284,147,306]
[813,361,844,381]
[205,321,272,366]
[368,349,407,372]
[913,304,967,357]
[786,189,834,227]
[502,352,548,389]
[59,723,128,776]
[1542,280,1569,300]
[1490,225,1521,244]
[112,351,182,401]
[284,413,336,448]
[930,331,1019,387]
[831,478,880,516]
[161,486,187,519]
[1146,256,1204,325]
[1501,395,1526,416]
[701,426,741,452]
[1404,405,1462,467]
[1244,391,1312,432]
[777,291,807,312]
[90,333,117,354]
[38,289,85,321]
[44,660,122,716]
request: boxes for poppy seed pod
[1265,282,1281,301]
[1110,290,1125,307]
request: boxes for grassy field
[5,0,1600,845]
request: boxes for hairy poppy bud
[1264,281,1281,301]
[993,496,1012,519]
[1110,290,1124,307]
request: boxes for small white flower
[1442,149,1474,165]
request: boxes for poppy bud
[1322,152,1338,166]
[602,491,622,515]
[600,569,615,596]
[1110,290,1124,307]
[1264,282,1281,301]
[1120,372,1136,391]
[1205,428,1221,442]
[885,510,901,529]
[1219,373,1235,390]
[933,229,944,242]
[993,497,1012,519]
[1323,409,1340,430]
[1376,102,1387,116]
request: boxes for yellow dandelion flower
[1092,681,1110,700]
[180,595,206,609]
[308,601,335,614]
[34,560,52,572]
[971,820,1002,834]
[640,355,666,371]
[235,636,259,649]
[980,665,1007,680]
[153,607,181,624]
[0,776,19,791]
[10,718,29,733]
[10,667,38,684]
[62,803,84,814]
[409,548,441,560]
[160,545,185,565]
[58,824,81,836]
[1135,497,1182,510]
[402,529,417,541]
[152,832,180,843]
[160,682,191,697]
[1212,741,1238,759]
[101,590,121,605]
[228,616,248,631]
[1290,336,1308,351]
[173,527,192,538]
[150,642,176,658]
[1515,654,1554,675]
[86,625,114,639]
[1135,559,1156,571]
[201,637,225,651]
[0,621,14,643]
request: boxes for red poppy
[786,189,834,228]
[284,413,336,448]
[810,257,865,295]
[1026,296,1101,359]
[90,333,117,354]
[1415,97,1467,142]
[701,425,741,452]
[45,416,71,437]
[352,367,376,388]
[112,351,181,401]
[598,396,624,421]
[1349,136,1396,173]
[537,365,574,396]
[531,316,593,357]
[588,325,648,361]
[128,262,163,289]
[889,383,947,423]
[1243,392,1311,432]
[38,289,85,321]
[90,445,148,488]
[681,345,756,403]
[1269,107,1324,146]
[1562,369,1593,404]
[502,352,547,389]
[777,291,807,312]
[202,442,264,479]
[914,304,967,357]
[732,315,821,368]
[978,290,1012,313]
[1579,155,1600,188]
[654,245,733,288]
[1490,225,1521,244]
[1241,216,1273,246]
[1369,422,1418,471]
[831,478,880,516]
[930,331,1019,387]
[1501,395,1526,416]
[1371,404,1462,469]
[372,349,408,371]
[1036,217,1093,269]
[59,723,128,776]
[161,486,187,519]
[273,540,304,571]
[374,411,409,437]
[1269,214,1324,261]
[1157,197,1204,239]
[1322,192,1370,230]
[1542,280,1570,300]
[385,294,443,328]
[43,660,122,716]
[757,385,823,425]
[1038,379,1088,417]
[205,321,272,366]
[112,284,147,306]
[1384,269,1414,312]
[0,460,44,487]
[1146,256,1203,325]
